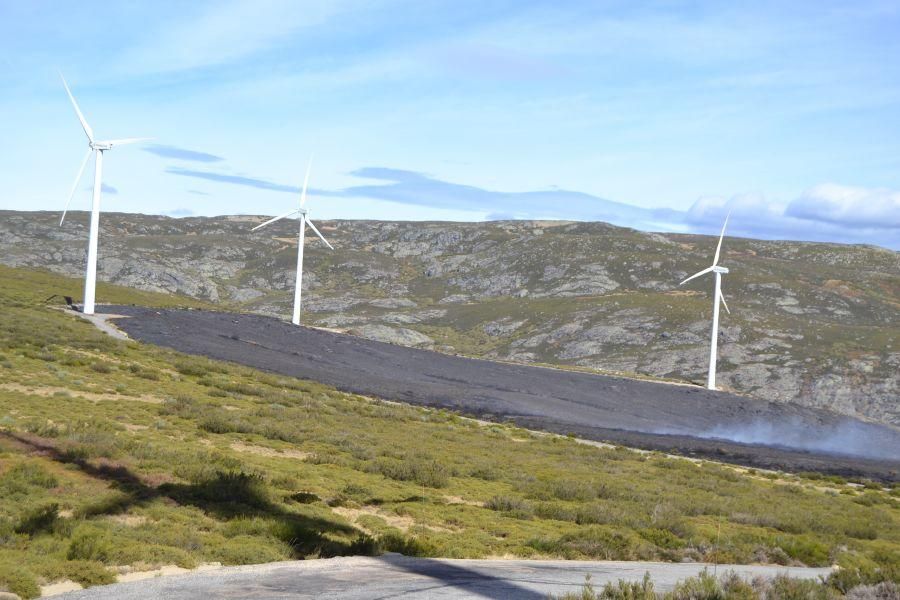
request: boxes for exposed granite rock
[483,318,527,337]
[350,324,434,347]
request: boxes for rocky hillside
[1,210,897,426]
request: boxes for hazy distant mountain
[1,210,897,426]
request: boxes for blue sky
[1,1,899,248]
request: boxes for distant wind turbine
[679,214,732,391]
[251,158,334,325]
[59,73,150,315]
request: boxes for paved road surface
[98,306,900,479]
[54,555,832,599]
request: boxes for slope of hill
[0,266,897,598]
[1,210,897,427]
[99,304,900,477]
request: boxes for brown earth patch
[443,495,485,507]
[122,423,149,432]
[0,382,164,404]
[107,514,149,527]
[331,505,453,533]
[230,441,312,460]
[824,279,864,299]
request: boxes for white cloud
[684,186,900,249]
[786,183,900,228]
[687,192,786,227]
[115,0,357,75]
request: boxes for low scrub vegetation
[552,569,899,600]
[0,266,897,598]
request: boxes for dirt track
[100,306,900,481]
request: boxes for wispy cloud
[187,189,210,196]
[343,167,657,219]
[342,169,900,249]
[166,167,301,194]
[143,144,224,163]
[785,183,900,229]
[164,164,900,248]
[685,189,900,249]
[114,0,358,75]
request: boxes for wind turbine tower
[59,74,149,315]
[679,214,732,390]
[251,158,334,325]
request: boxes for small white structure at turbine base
[251,158,333,326]
[679,214,732,391]
[58,74,150,315]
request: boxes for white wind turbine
[251,159,334,325]
[59,74,150,315]
[679,214,732,390]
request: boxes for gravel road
[53,555,832,599]
[98,306,900,480]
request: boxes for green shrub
[530,526,645,560]
[551,573,656,600]
[215,381,265,397]
[175,361,209,377]
[67,524,113,562]
[347,533,380,555]
[0,462,59,499]
[15,503,60,536]
[213,535,292,565]
[367,457,450,488]
[164,471,271,512]
[639,528,684,550]
[199,413,240,434]
[64,560,116,586]
[290,491,321,504]
[828,554,900,594]
[0,566,40,599]
[469,465,500,481]
[339,484,373,503]
[379,532,438,557]
[550,479,602,501]
[603,572,657,600]
[485,495,533,519]
[534,502,577,522]
[778,536,830,566]
[486,495,530,512]
[669,570,724,599]
[763,573,837,599]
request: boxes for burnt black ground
[100,306,900,481]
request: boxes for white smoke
[694,417,899,462]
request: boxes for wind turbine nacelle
[713,266,729,274]
[90,142,113,151]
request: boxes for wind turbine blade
[719,289,731,314]
[299,156,313,208]
[712,212,730,266]
[59,72,94,143]
[60,149,93,225]
[103,137,153,147]
[679,265,714,286]
[250,209,300,231]
[305,219,334,250]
